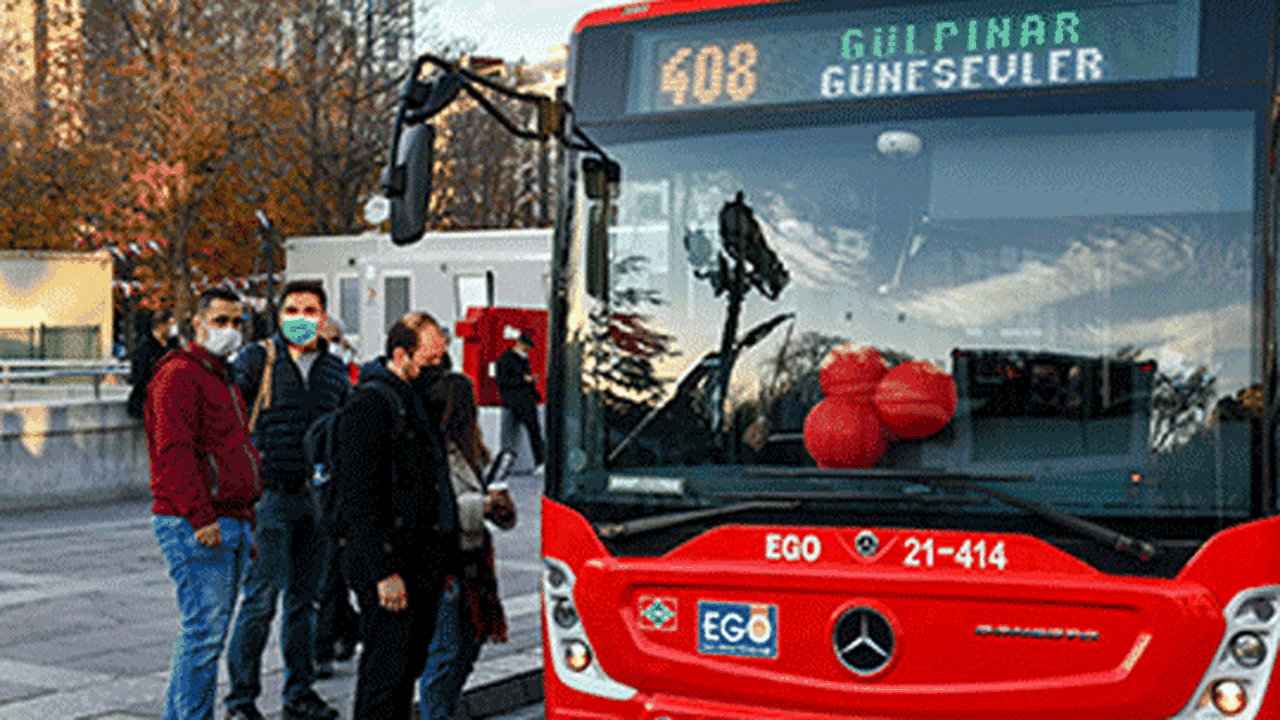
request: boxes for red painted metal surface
[540,497,1280,719]
[573,0,787,34]
[454,306,548,407]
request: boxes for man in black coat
[495,333,544,472]
[224,281,348,720]
[126,309,178,419]
[334,311,458,720]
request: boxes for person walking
[223,281,348,720]
[419,372,516,720]
[145,288,260,720]
[334,312,458,720]
[127,308,179,418]
[495,332,544,473]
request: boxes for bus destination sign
[627,0,1200,115]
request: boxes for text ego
[765,533,821,562]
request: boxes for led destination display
[627,0,1200,114]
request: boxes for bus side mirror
[586,203,610,301]
[385,123,435,246]
[583,156,620,300]
[582,157,620,201]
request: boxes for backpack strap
[247,339,276,433]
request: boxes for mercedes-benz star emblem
[833,607,895,676]
[854,530,879,558]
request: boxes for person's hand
[378,574,407,612]
[484,489,517,530]
[195,522,222,548]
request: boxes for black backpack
[304,377,406,535]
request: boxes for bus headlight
[1231,633,1267,668]
[553,597,579,628]
[1211,680,1247,715]
[1247,598,1275,622]
[542,556,637,701]
[565,640,593,672]
[1171,587,1277,719]
[547,565,567,589]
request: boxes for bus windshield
[557,108,1259,524]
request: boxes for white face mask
[201,326,243,357]
[167,323,179,339]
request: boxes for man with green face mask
[224,281,349,720]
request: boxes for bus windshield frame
[547,0,1278,548]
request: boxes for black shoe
[315,660,334,679]
[284,690,340,720]
[226,705,266,720]
[333,637,356,662]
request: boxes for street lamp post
[256,209,277,325]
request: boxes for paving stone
[0,658,114,690]
[0,680,49,705]
[0,488,545,720]
[64,642,174,677]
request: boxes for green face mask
[281,315,319,346]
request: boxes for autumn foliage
[0,0,426,325]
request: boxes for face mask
[413,363,447,389]
[167,323,179,339]
[202,326,243,357]
[281,315,319,346]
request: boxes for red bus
[529,0,1280,717]
[374,0,1280,717]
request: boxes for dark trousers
[351,571,442,720]
[501,400,544,465]
[225,488,322,709]
[314,537,359,662]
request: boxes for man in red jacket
[145,287,262,720]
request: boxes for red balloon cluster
[803,344,957,469]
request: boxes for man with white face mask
[145,288,262,720]
[224,281,348,720]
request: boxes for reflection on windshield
[562,110,1257,518]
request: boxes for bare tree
[245,0,461,235]
[431,61,551,230]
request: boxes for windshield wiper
[747,468,1031,482]
[595,500,800,540]
[748,468,1161,562]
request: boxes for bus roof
[573,0,786,34]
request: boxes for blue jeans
[224,489,323,709]
[153,515,251,720]
[419,576,483,720]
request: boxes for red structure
[454,307,548,407]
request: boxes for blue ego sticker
[697,601,778,658]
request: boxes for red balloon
[873,361,957,439]
[803,395,887,469]
[819,344,887,399]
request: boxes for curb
[458,668,544,719]
[409,668,543,719]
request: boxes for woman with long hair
[419,372,516,720]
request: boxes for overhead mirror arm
[406,53,604,153]
[383,53,616,245]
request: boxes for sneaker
[226,706,266,720]
[283,690,339,720]
[315,660,334,679]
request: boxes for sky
[423,0,614,63]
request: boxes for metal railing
[0,360,132,402]
[0,325,103,360]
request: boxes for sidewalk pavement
[0,491,544,720]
